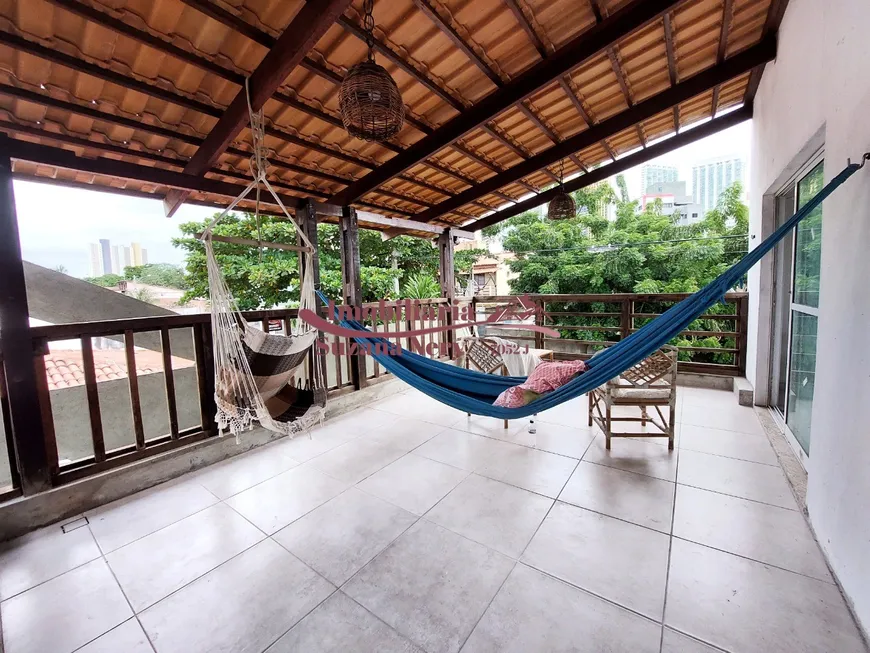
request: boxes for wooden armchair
[588,345,678,450]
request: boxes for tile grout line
[658,424,682,653]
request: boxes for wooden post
[535,298,545,349]
[297,200,328,390]
[620,297,632,340]
[340,206,366,390]
[0,140,53,494]
[438,229,456,356]
[736,294,748,376]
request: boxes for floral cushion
[493,360,587,408]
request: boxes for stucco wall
[748,0,870,633]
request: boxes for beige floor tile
[426,474,553,558]
[679,422,778,465]
[344,520,513,653]
[522,502,670,619]
[270,426,359,463]
[583,434,678,481]
[463,564,661,653]
[191,446,301,499]
[660,628,722,653]
[536,396,588,428]
[274,488,416,586]
[666,538,867,653]
[673,484,831,581]
[475,439,577,498]
[77,619,154,653]
[107,503,265,611]
[414,429,511,471]
[559,461,675,533]
[309,438,407,484]
[357,453,469,516]
[363,417,446,453]
[267,592,421,653]
[0,559,132,653]
[681,403,764,435]
[677,449,797,510]
[139,539,333,653]
[482,419,596,460]
[226,463,348,534]
[86,479,218,553]
[451,414,521,439]
[0,522,101,600]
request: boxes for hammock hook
[848,152,870,169]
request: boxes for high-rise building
[88,243,103,278]
[141,248,148,265]
[640,164,678,193]
[692,156,746,214]
[123,246,132,269]
[131,242,144,266]
[99,239,112,275]
[110,245,121,275]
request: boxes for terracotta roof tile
[43,349,195,391]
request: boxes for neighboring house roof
[44,349,195,391]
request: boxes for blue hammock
[318,159,863,419]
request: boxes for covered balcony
[0,0,868,651]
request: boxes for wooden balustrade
[0,291,748,496]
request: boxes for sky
[13,118,751,279]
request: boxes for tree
[124,263,188,289]
[402,273,440,299]
[174,212,488,309]
[131,287,157,304]
[84,273,124,288]
[54,265,68,274]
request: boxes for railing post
[340,206,366,390]
[0,141,53,494]
[535,297,545,349]
[620,297,632,340]
[736,294,749,377]
[298,200,328,392]
[438,228,456,356]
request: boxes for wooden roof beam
[662,12,680,133]
[467,105,752,231]
[406,38,776,224]
[163,0,353,216]
[503,0,548,59]
[329,0,684,206]
[711,0,734,116]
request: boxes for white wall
[748,0,870,633]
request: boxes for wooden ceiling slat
[407,37,775,224]
[329,0,685,206]
[663,11,681,132]
[468,105,752,231]
[711,0,735,115]
[164,0,354,216]
[503,0,548,59]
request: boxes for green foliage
[54,265,68,274]
[84,273,124,287]
[131,287,157,304]
[174,213,487,309]
[123,263,188,289]
[402,273,441,299]
[174,213,302,310]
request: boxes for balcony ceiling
[0,0,785,235]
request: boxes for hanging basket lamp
[547,158,576,220]
[339,0,404,142]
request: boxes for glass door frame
[768,148,824,469]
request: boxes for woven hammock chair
[201,89,326,439]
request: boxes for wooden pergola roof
[0,0,787,235]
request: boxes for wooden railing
[0,292,747,497]
[473,292,749,377]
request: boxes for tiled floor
[1,386,867,653]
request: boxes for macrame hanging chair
[200,84,326,439]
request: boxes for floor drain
[61,516,89,533]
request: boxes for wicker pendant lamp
[547,158,576,220]
[339,0,404,142]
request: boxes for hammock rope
[320,154,868,420]
[201,80,325,439]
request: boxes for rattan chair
[588,345,678,450]
[460,336,537,433]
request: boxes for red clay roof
[44,349,195,391]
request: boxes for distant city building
[122,246,132,269]
[131,242,147,266]
[99,239,111,275]
[110,245,121,275]
[641,181,704,225]
[640,164,678,193]
[692,156,745,214]
[88,243,102,278]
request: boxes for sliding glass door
[770,158,824,460]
